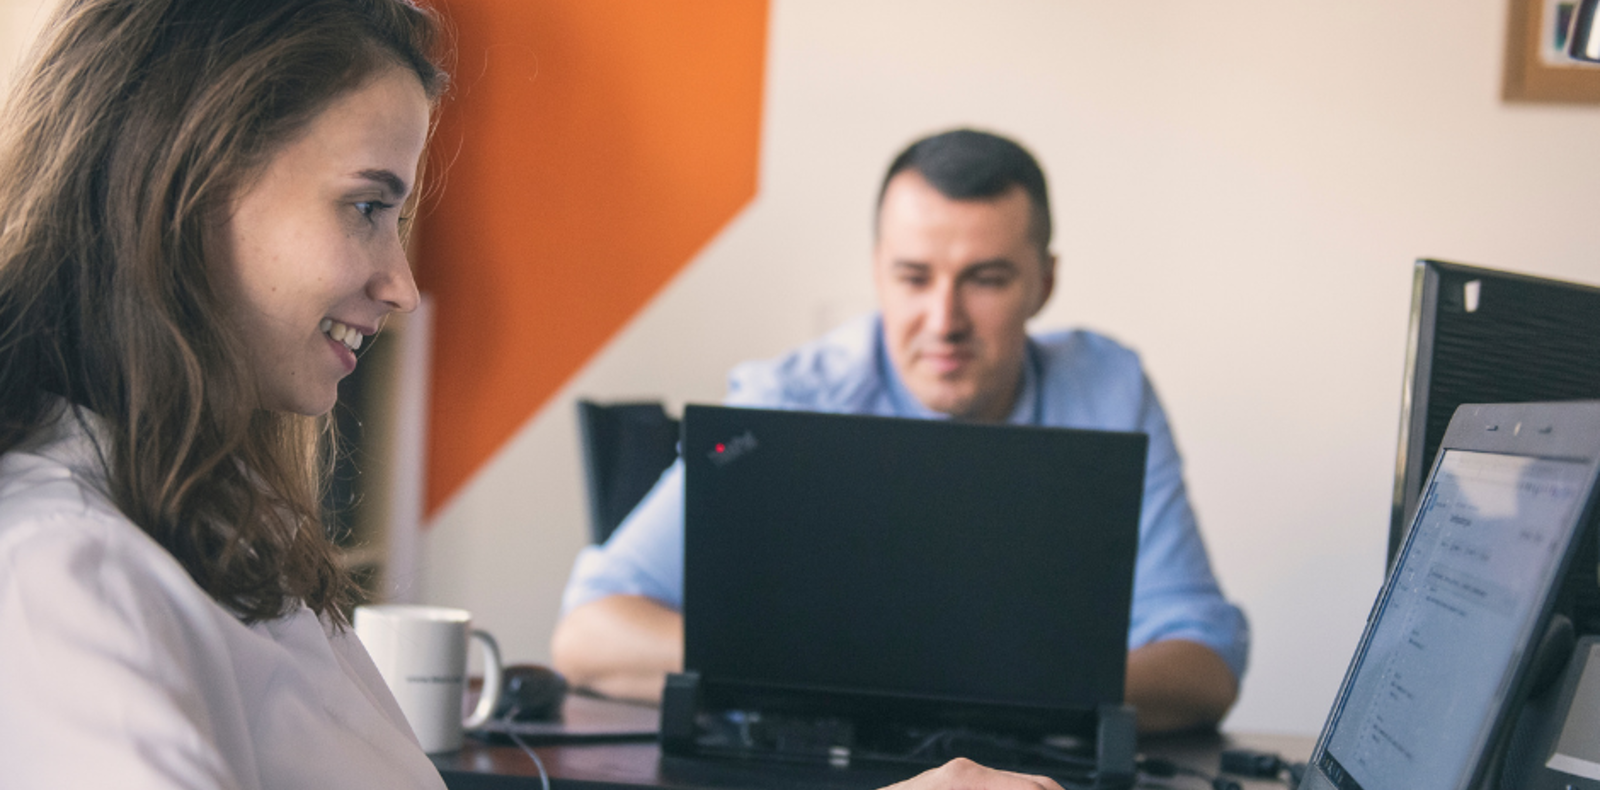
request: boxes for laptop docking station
[1093,703,1136,786]
[660,670,702,755]
[661,671,1137,788]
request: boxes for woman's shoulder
[0,417,245,709]
[0,411,122,539]
[0,415,192,604]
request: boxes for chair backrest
[575,399,681,545]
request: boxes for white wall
[7,0,1600,737]
[0,0,52,85]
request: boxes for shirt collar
[1007,342,1043,425]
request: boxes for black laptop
[676,405,1148,755]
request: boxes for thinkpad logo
[707,430,757,467]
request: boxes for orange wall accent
[417,0,768,515]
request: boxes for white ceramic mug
[353,604,504,754]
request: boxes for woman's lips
[326,332,358,374]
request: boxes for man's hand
[550,594,683,703]
[1125,638,1238,733]
[884,758,1064,790]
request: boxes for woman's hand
[883,758,1065,790]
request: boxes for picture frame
[1504,0,1600,102]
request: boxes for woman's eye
[355,200,393,220]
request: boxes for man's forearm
[550,594,684,703]
[1124,638,1239,734]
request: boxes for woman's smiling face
[212,66,429,415]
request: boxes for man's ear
[1032,252,1058,317]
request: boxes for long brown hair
[0,0,449,624]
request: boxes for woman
[0,0,449,786]
[0,2,1063,789]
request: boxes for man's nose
[925,279,970,340]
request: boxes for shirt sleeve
[0,511,255,790]
[1125,375,1251,681]
[559,460,688,614]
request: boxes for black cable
[1137,756,1240,790]
[1217,748,1305,788]
[502,706,552,790]
[1219,748,1283,778]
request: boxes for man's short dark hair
[876,128,1052,261]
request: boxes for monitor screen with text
[1319,449,1591,790]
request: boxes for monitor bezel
[1390,259,1600,568]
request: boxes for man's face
[873,171,1055,422]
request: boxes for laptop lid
[681,405,1147,734]
[1300,401,1600,790]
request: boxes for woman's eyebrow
[352,168,409,199]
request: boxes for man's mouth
[917,350,975,376]
[320,318,364,352]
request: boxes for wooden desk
[434,704,1313,790]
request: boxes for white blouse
[0,407,447,790]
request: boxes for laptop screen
[682,405,1147,728]
[1317,448,1594,790]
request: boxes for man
[551,129,1248,733]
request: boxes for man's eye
[966,268,1017,288]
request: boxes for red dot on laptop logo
[708,431,758,467]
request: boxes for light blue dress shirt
[560,315,1250,680]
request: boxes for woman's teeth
[319,319,363,351]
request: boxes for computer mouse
[492,664,569,722]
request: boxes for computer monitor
[1390,259,1600,566]
[1303,401,1600,790]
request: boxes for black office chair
[575,399,681,545]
